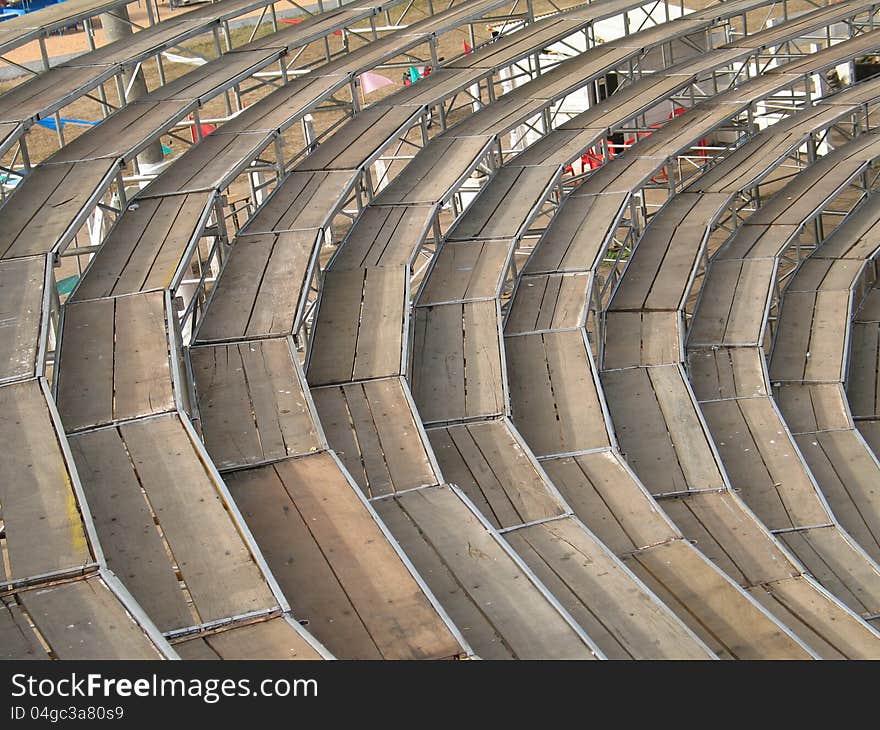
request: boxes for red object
[189,114,216,142]
[572,106,707,181]
[463,41,472,55]
[280,18,342,35]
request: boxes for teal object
[408,66,420,84]
[56,274,79,297]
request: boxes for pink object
[359,71,395,95]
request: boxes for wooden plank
[418,240,512,304]
[505,331,609,457]
[446,95,540,139]
[559,73,693,133]
[505,273,590,334]
[68,426,195,632]
[507,517,713,659]
[856,288,880,323]
[748,576,880,659]
[447,166,558,242]
[190,340,321,470]
[308,268,405,385]
[119,415,277,625]
[611,193,714,312]
[412,304,466,423]
[142,132,267,197]
[386,486,596,659]
[427,427,519,529]
[0,596,47,659]
[449,15,587,70]
[524,192,628,275]
[700,398,829,532]
[217,72,346,135]
[176,618,324,660]
[306,268,364,385]
[717,223,798,261]
[261,453,460,658]
[47,101,186,164]
[296,106,417,172]
[521,44,636,101]
[413,301,505,423]
[660,490,797,586]
[512,128,600,169]
[0,63,107,125]
[428,420,567,530]
[0,256,45,382]
[242,169,355,233]
[603,311,681,368]
[361,378,439,490]
[858,420,880,458]
[135,195,213,295]
[198,229,318,342]
[648,365,726,490]
[113,292,175,423]
[794,430,880,563]
[687,347,767,402]
[20,576,163,659]
[542,451,671,555]
[311,380,438,496]
[352,267,405,381]
[625,539,813,659]
[146,48,282,102]
[775,383,852,434]
[309,384,381,496]
[777,525,880,616]
[374,136,492,205]
[73,193,211,300]
[689,258,775,346]
[332,206,434,270]
[0,159,117,259]
[225,454,456,659]
[0,380,91,583]
[792,258,860,292]
[807,290,852,382]
[373,492,515,660]
[59,293,174,430]
[56,298,115,431]
[848,321,880,418]
[600,367,690,494]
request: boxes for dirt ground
[3,1,255,65]
[2,0,846,289]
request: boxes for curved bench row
[44,0,600,660]
[497,25,880,656]
[0,375,176,659]
[0,0,413,660]
[180,0,718,660]
[597,85,880,651]
[849,281,880,452]
[1,1,868,660]
[602,100,880,648]
[762,171,880,598]
[290,1,860,660]
[406,11,880,660]
[303,6,741,661]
